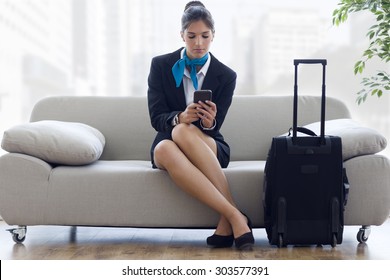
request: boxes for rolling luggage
[263,59,349,247]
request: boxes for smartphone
[193,90,212,103]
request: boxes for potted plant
[333,0,390,104]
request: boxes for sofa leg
[356,225,371,243]
[7,225,27,244]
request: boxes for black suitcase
[263,59,348,247]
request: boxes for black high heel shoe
[206,234,234,248]
[234,213,255,250]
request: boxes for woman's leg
[172,124,237,236]
[154,124,250,239]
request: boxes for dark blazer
[147,48,237,167]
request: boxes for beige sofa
[0,95,389,244]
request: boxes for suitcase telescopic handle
[294,59,327,66]
[293,59,327,145]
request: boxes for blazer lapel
[165,48,187,108]
[201,53,221,93]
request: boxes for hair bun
[184,1,205,11]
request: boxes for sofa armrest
[344,154,390,226]
[0,153,53,225]
[0,152,54,172]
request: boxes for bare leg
[172,124,236,236]
[154,124,250,239]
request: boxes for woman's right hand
[179,103,200,124]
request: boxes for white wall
[0,0,389,156]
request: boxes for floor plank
[1,219,389,260]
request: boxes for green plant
[333,0,390,104]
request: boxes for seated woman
[147,1,254,250]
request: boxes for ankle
[228,211,250,238]
[214,217,233,236]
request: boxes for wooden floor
[1,218,389,260]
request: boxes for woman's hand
[179,103,201,124]
[196,100,217,128]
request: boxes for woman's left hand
[196,100,217,128]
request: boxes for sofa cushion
[1,120,105,165]
[303,119,387,160]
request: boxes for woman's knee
[172,123,199,144]
[153,140,177,167]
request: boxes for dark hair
[184,1,205,11]
[181,1,215,33]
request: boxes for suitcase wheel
[331,233,337,248]
[277,233,284,248]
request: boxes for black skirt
[150,132,230,169]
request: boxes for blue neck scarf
[172,50,209,90]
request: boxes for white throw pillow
[303,119,387,160]
[1,120,105,165]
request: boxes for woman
[147,1,254,250]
